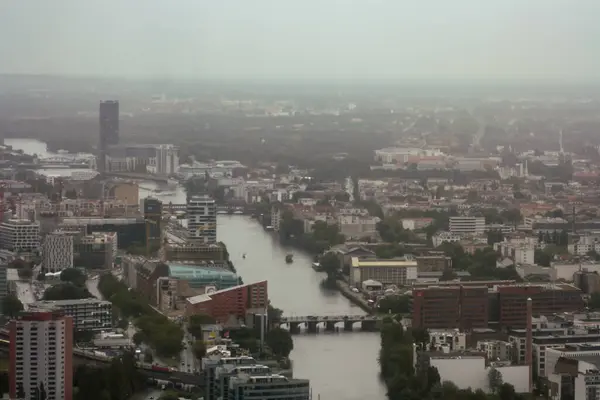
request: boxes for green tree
[60,268,87,286]
[488,367,503,393]
[378,295,410,315]
[319,252,340,282]
[192,340,207,360]
[159,392,180,400]
[188,314,216,338]
[17,267,33,279]
[266,327,294,358]
[2,294,24,317]
[132,332,144,347]
[43,283,93,301]
[267,304,283,323]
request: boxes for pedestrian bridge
[278,315,382,334]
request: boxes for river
[6,138,388,400]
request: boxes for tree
[43,283,93,301]
[319,252,340,282]
[267,304,283,323]
[60,268,87,286]
[2,294,24,317]
[377,295,410,315]
[265,327,294,358]
[192,340,207,360]
[132,332,144,347]
[159,392,180,400]
[188,314,216,338]
[488,367,503,393]
[17,267,33,279]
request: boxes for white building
[187,195,217,244]
[337,215,379,240]
[271,207,281,232]
[477,340,512,361]
[569,234,600,256]
[549,357,600,400]
[432,231,462,248]
[146,144,179,175]
[9,309,73,400]
[350,257,418,287]
[429,330,467,352]
[0,218,40,253]
[32,298,113,331]
[494,242,535,265]
[449,216,485,235]
[43,231,74,272]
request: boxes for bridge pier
[289,322,301,334]
[361,320,377,332]
[325,321,336,332]
[307,321,318,333]
[344,321,354,331]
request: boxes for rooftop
[187,280,267,305]
[351,256,417,268]
[168,263,237,280]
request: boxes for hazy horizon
[1,1,599,83]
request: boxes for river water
[6,138,388,400]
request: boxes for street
[178,326,199,374]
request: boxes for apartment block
[9,310,73,400]
[350,257,418,287]
[31,298,112,331]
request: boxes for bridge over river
[279,315,383,334]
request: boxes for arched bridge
[279,315,382,334]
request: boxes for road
[15,281,36,308]
[178,326,199,374]
[86,275,104,300]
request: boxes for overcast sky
[1,0,599,82]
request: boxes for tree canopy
[43,283,93,301]
[60,268,87,286]
[265,327,294,358]
[1,294,24,317]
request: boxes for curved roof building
[168,263,239,290]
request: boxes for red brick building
[185,281,268,323]
[412,285,488,330]
[496,284,584,329]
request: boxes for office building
[449,217,485,235]
[350,256,417,287]
[31,298,112,331]
[496,284,584,328]
[59,217,144,249]
[203,355,310,400]
[74,232,117,270]
[143,198,162,249]
[412,285,488,330]
[549,355,600,400]
[99,100,119,147]
[43,231,74,272]
[146,144,180,175]
[187,195,217,244]
[9,309,73,400]
[0,218,40,253]
[186,281,268,324]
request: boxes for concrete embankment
[335,280,374,314]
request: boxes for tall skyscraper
[9,309,74,400]
[187,195,217,244]
[98,100,119,173]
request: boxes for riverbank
[335,279,374,314]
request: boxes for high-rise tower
[98,100,119,173]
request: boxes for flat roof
[33,298,111,306]
[351,257,417,268]
[168,264,237,279]
[187,280,267,305]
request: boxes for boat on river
[285,254,294,263]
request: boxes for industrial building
[59,217,144,249]
[350,256,417,287]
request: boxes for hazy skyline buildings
[98,100,119,173]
